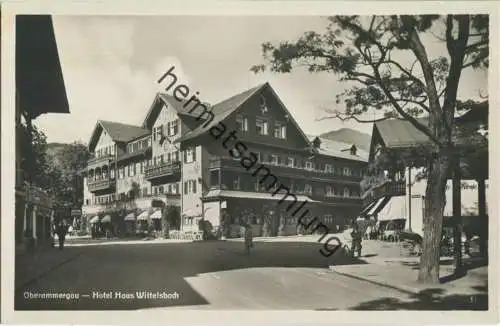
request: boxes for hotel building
[81,83,368,237]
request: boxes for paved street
[15,239,478,310]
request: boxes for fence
[169,230,203,241]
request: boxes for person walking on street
[244,223,253,255]
[351,223,363,258]
[55,220,68,250]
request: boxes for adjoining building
[15,15,70,251]
[81,83,368,237]
[360,102,489,255]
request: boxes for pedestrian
[350,222,363,258]
[55,220,68,250]
[244,223,253,255]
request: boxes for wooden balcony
[362,180,406,206]
[87,178,116,192]
[208,156,361,183]
[87,154,114,168]
[144,161,181,181]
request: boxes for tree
[251,15,488,283]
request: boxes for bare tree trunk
[418,153,450,284]
[452,155,464,275]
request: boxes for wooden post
[452,155,464,274]
[477,179,487,258]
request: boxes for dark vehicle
[399,230,455,257]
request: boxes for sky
[34,16,488,144]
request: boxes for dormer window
[350,145,357,156]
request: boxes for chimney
[350,145,357,155]
[312,137,322,149]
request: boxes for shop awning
[124,212,136,221]
[359,200,378,217]
[202,190,317,203]
[101,215,111,223]
[137,210,149,221]
[150,210,162,220]
[366,196,388,216]
[89,216,99,224]
[377,196,407,221]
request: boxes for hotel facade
[81,83,368,237]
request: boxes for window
[153,126,163,142]
[159,186,164,194]
[325,164,334,174]
[174,151,180,162]
[167,120,179,136]
[167,153,172,162]
[287,157,295,167]
[233,176,241,190]
[344,188,350,197]
[304,184,312,195]
[236,116,248,132]
[255,152,262,162]
[184,182,188,195]
[270,154,279,165]
[324,214,333,224]
[305,161,314,170]
[192,180,197,194]
[142,187,148,196]
[273,122,287,139]
[110,169,115,179]
[159,155,165,164]
[256,118,268,135]
[174,183,179,194]
[325,185,334,197]
[343,167,351,176]
[184,147,196,163]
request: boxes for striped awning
[101,215,111,223]
[367,197,388,216]
[137,210,149,221]
[124,212,136,221]
[150,210,162,220]
[89,215,99,224]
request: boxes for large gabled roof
[175,83,266,143]
[374,118,430,148]
[142,92,210,129]
[88,120,149,152]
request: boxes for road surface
[15,239,447,310]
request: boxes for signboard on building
[71,209,82,217]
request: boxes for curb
[16,251,84,290]
[328,266,421,295]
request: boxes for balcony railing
[208,156,361,182]
[87,154,114,166]
[362,179,406,206]
[87,178,116,192]
[144,161,181,181]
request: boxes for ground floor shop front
[201,192,360,238]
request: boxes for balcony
[144,161,181,181]
[87,154,114,167]
[87,178,116,192]
[208,156,361,183]
[362,180,406,206]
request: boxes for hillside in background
[320,128,371,151]
[46,142,69,166]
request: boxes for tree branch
[317,110,403,123]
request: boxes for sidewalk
[65,237,193,247]
[15,246,84,290]
[329,240,488,297]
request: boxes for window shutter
[183,150,187,163]
[193,180,197,193]
[192,147,197,161]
